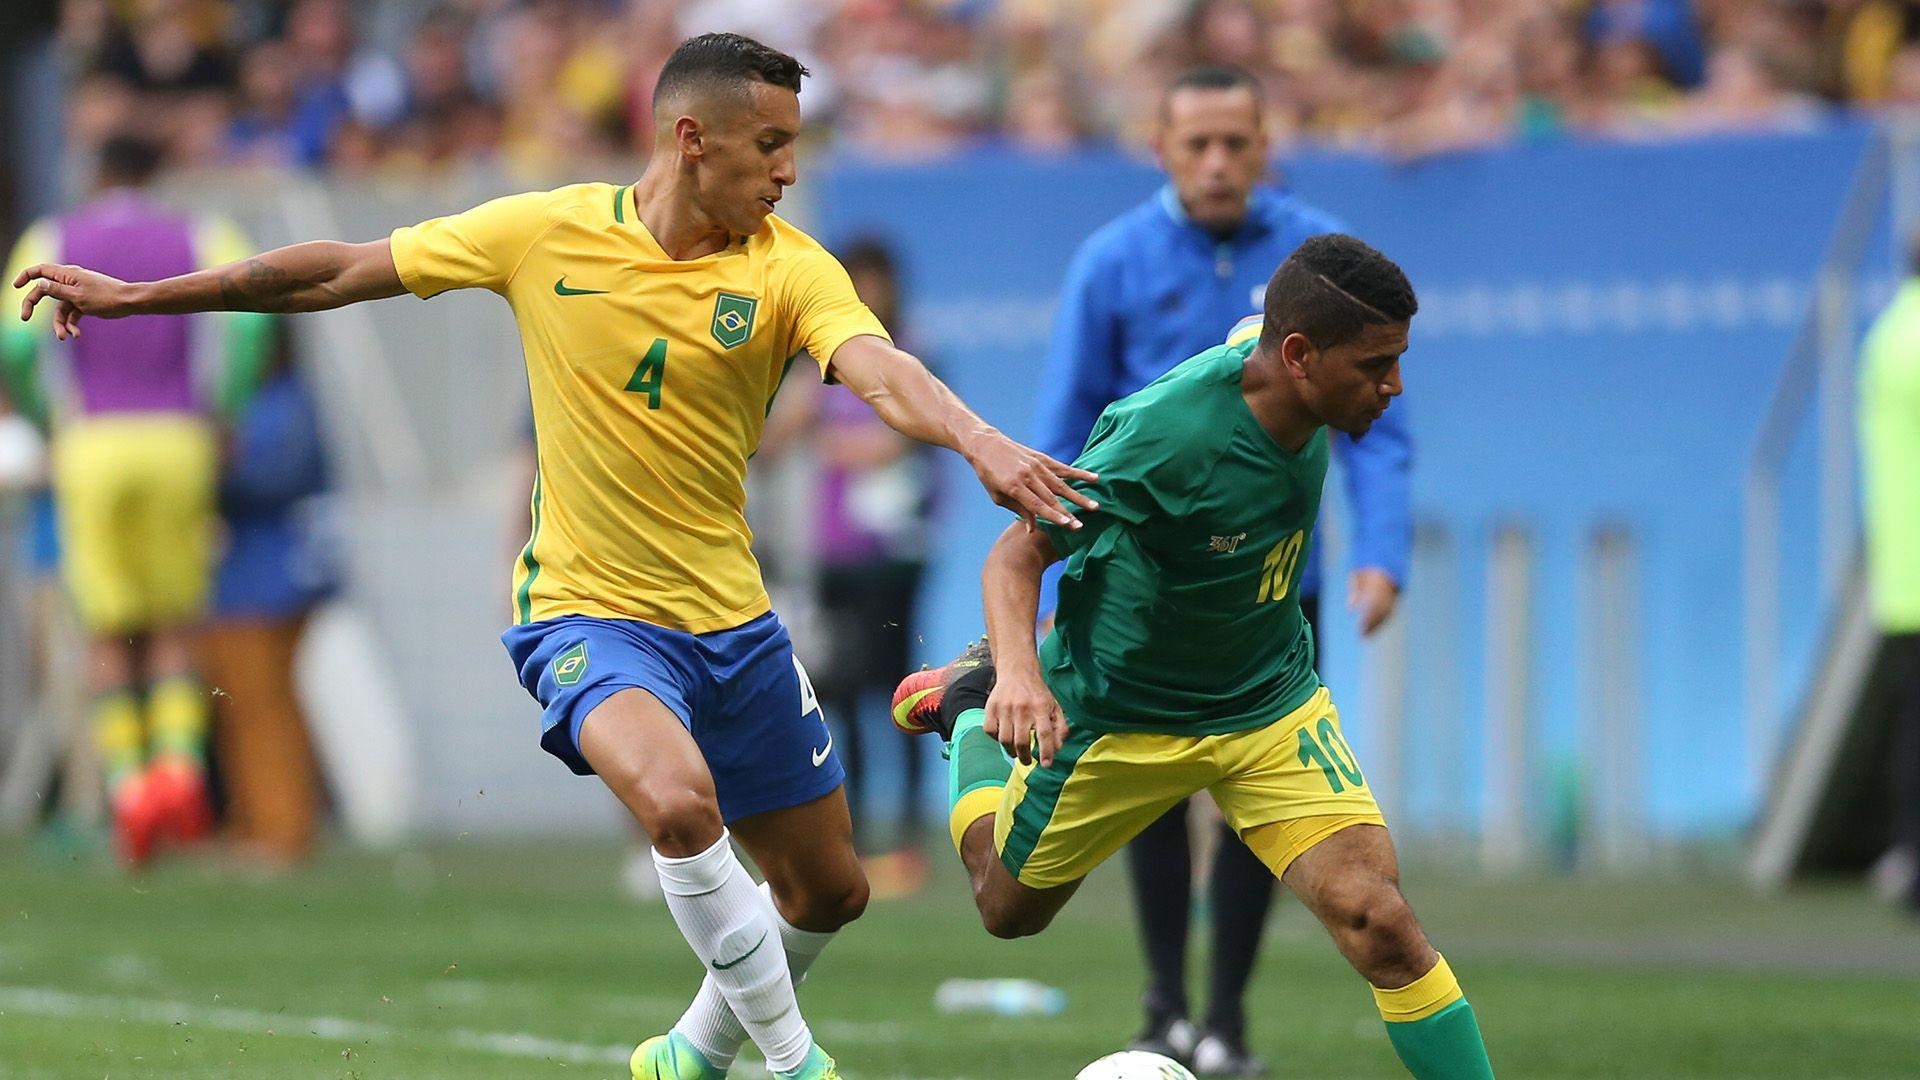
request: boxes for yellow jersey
[390,182,888,632]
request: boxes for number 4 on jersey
[624,338,668,409]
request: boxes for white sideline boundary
[0,985,966,1080]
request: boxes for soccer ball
[1074,1050,1198,1079]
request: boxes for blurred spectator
[1859,233,1920,917]
[1587,0,1707,88]
[47,0,1899,174]
[1827,0,1920,104]
[224,38,302,167]
[826,0,992,160]
[0,400,96,838]
[763,237,937,899]
[1885,42,1920,105]
[94,0,234,95]
[202,348,339,868]
[1587,29,1685,132]
[1001,66,1090,153]
[494,2,628,178]
[1513,14,1584,140]
[2,133,272,868]
[1674,43,1825,134]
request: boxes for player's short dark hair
[1260,234,1417,352]
[839,236,897,282]
[97,133,163,188]
[1163,64,1262,116]
[1170,64,1261,98]
[653,32,809,111]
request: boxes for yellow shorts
[994,687,1385,888]
[52,415,218,634]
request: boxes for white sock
[677,881,837,1070]
[653,835,813,1073]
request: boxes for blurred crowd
[58,0,1920,178]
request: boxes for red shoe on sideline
[148,759,215,845]
[111,770,165,869]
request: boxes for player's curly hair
[1260,234,1417,351]
[654,33,810,109]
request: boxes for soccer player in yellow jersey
[16,33,1097,1080]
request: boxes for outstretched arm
[1337,400,1413,635]
[981,523,1067,765]
[827,333,1100,531]
[15,238,405,340]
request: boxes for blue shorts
[501,611,844,823]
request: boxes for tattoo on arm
[217,257,304,312]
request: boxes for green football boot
[630,1032,726,1079]
[773,1043,840,1080]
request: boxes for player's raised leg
[580,689,832,1080]
[897,642,1086,937]
[1267,822,1494,1079]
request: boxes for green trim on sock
[147,676,208,763]
[946,711,1009,807]
[1384,998,1495,1080]
[952,709,986,737]
[92,691,145,792]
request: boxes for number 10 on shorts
[1297,716,1365,793]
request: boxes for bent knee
[634,789,724,855]
[1349,918,1431,983]
[789,876,870,932]
[765,855,871,932]
[1327,889,1420,951]
[980,903,1053,940]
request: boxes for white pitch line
[0,985,971,1080]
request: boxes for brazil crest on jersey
[1037,338,1328,735]
[391,183,888,632]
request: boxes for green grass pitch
[4,838,1920,1079]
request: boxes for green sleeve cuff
[217,310,276,419]
[0,322,48,429]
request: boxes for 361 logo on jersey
[711,292,758,349]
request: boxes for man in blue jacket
[1031,66,1412,1078]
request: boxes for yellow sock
[92,691,145,793]
[148,675,208,767]
[945,710,1010,856]
[949,785,1003,856]
[1375,954,1496,1080]
[1373,954,1464,1022]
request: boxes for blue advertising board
[816,121,1877,838]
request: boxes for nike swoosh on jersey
[711,930,768,970]
[553,277,608,296]
[811,732,834,767]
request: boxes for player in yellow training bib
[15,33,1098,1080]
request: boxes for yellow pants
[52,415,217,634]
[995,687,1385,887]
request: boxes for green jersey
[1861,280,1920,633]
[1037,340,1327,735]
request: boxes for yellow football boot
[630,1032,725,1079]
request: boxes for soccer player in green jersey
[894,235,1495,1078]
